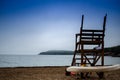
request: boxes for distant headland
[39,45,120,57]
[39,50,74,55]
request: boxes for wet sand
[0,66,120,80]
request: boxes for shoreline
[0,66,69,69]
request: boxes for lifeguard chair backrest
[79,14,107,44]
[80,14,107,32]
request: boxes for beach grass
[0,66,120,80]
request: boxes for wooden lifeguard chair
[71,14,107,78]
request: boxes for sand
[0,66,120,80]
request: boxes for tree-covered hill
[39,45,120,57]
[104,45,120,57]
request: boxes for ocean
[0,55,120,67]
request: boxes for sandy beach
[0,66,120,80]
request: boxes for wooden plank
[75,58,95,60]
[81,37,103,40]
[75,49,102,53]
[81,33,104,36]
[75,63,90,65]
[82,29,104,32]
[77,41,102,45]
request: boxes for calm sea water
[0,55,120,67]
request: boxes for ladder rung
[75,63,81,64]
[75,58,81,60]
[81,33,104,36]
[75,58,95,60]
[81,37,103,40]
[75,63,90,64]
[77,41,103,44]
[75,49,102,53]
[76,41,103,44]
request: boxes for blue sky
[0,0,120,55]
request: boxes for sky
[0,0,120,55]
